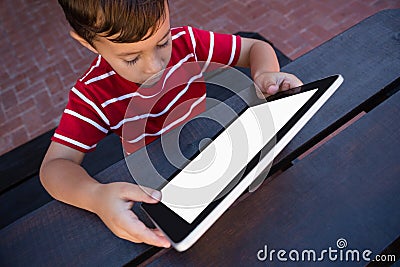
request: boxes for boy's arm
[40,142,99,212]
[236,37,303,96]
[40,141,170,248]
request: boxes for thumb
[257,80,279,95]
[120,184,162,203]
[266,84,279,95]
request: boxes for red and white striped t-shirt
[52,26,241,154]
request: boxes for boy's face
[87,5,172,85]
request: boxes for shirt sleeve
[187,26,241,70]
[52,83,109,153]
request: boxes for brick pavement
[1,0,399,156]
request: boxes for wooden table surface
[1,9,399,267]
[144,85,400,267]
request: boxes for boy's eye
[157,39,170,48]
[124,39,169,66]
[126,57,139,66]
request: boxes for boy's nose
[143,55,163,76]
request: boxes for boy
[40,0,302,248]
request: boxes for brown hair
[58,0,167,46]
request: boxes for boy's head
[58,0,171,84]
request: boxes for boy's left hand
[253,72,303,98]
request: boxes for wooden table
[1,9,399,267]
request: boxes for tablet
[142,74,344,251]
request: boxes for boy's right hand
[93,182,171,248]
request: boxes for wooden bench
[1,10,399,266]
[0,132,124,229]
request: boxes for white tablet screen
[161,89,318,223]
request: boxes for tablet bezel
[141,74,343,250]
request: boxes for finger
[279,81,291,91]
[127,220,171,248]
[255,88,265,99]
[283,74,303,88]
[120,183,162,203]
[117,212,171,248]
[151,228,167,237]
[142,228,171,248]
[253,82,266,99]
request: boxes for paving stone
[1,0,399,155]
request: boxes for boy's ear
[69,30,98,54]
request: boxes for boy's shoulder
[77,55,114,86]
[171,26,208,43]
[170,26,191,47]
[170,26,212,59]
[72,55,131,105]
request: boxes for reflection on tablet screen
[161,89,318,223]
